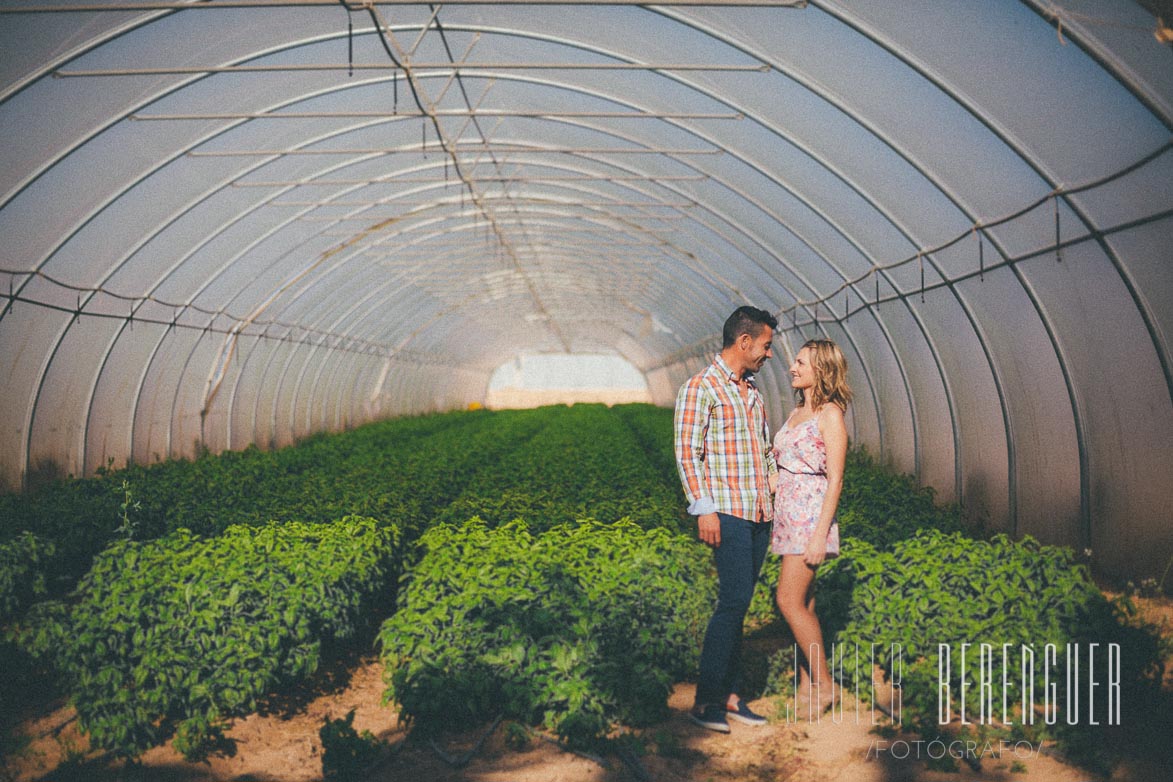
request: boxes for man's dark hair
[722,306,778,348]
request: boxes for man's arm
[762,411,778,482]
[674,378,710,508]
[674,379,721,546]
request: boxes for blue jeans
[695,512,771,707]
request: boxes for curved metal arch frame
[260,207,720,361]
[1020,0,1173,132]
[345,185,778,302]
[382,90,916,450]
[278,185,744,304]
[0,11,367,207]
[653,2,1013,512]
[222,220,680,452]
[0,11,173,105]
[659,2,1153,528]
[24,83,426,474]
[624,10,1007,491]
[229,266,502,444]
[351,204,728,290]
[4,3,1154,534]
[15,27,896,480]
[198,92,798,330]
[58,85,746,471]
[812,0,1170,547]
[273,153,808,315]
[8,13,836,289]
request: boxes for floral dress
[771,414,839,557]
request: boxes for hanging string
[347,14,354,77]
[768,140,1171,329]
[918,252,925,303]
[361,4,426,116]
[1,274,12,320]
[1054,195,1063,262]
[421,120,427,157]
[393,73,398,113]
[0,265,444,362]
[977,227,984,281]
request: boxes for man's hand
[697,513,721,547]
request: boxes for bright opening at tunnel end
[485,353,651,409]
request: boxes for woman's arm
[804,404,847,566]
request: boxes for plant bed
[8,517,401,761]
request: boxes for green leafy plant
[503,720,532,751]
[814,530,1165,771]
[1,405,688,619]
[836,447,963,549]
[12,403,1155,777]
[379,518,715,748]
[172,714,233,763]
[320,709,382,781]
[13,517,400,760]
[0,531,54,623]
[114,480,141,540]
[746,448,966,626]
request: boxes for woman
[772,338,852,714]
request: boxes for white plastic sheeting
[0,0,1170,582]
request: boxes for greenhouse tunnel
[0,0,1171,586]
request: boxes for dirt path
[6,660,1158,782]
[7,593,1171,782]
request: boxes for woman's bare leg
[776,555,835,706]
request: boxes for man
[674,305,778,733]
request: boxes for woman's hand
[803,536,828,567]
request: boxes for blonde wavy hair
[795,339,853,412]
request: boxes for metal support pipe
[272,199,698,206]
[297,213,689,221]
[58,62,769,76]
[232,175,708,186]
[188,146,723,156]
[3,0,806,11]
[132,109,744,120]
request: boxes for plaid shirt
[674,354,777,522]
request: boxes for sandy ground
[5,594,1170,782]
[5,665,1166,782]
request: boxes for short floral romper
[771,414,839,557]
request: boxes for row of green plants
[746,444,964,624]
[378,518,714,747]
[752,531,1167,773]
[0,531,55,621]
[1,403,1165,775]
[0,406,602,618]
[0,404,690,761]
[10,517,400,760]
[438,403,685,532]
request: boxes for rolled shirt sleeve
[686,496,718,516]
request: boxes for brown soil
[5,594,1171,782]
